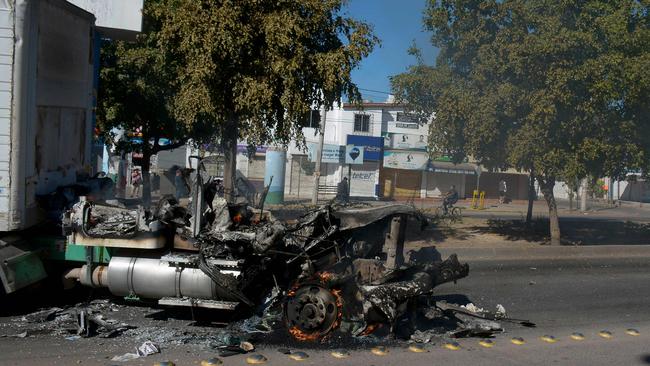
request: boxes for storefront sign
[306,143,344,163]
[395,122,418,129]
[349,162,379,197]
[237,145,267,154]
[345,145,364,164]
[385,133,427,150]
[352,171,375,181]
[346,135,383,161]
[383,150,429,170]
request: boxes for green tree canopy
[97,2,214,204]
[152,0,379,200]
[392,0,650,244]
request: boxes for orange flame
[329,288,344,336]
[288,326,323,342]
[360,323,382,336]
[232,213,242,224]
[318,272,333,282]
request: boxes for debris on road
[1,331,28,338]
[11,299,136,339]
[111,340,160,363]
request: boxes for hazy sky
[343,0,439,102]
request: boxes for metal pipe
[63,265,108,288]
[107,257,220,300]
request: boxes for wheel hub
[286,284,340,339]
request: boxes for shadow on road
[482,218,650,245]
[639,354,650,364]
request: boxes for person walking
[498,179,507,204]
[336,177,350,203]
[174,169,189,200]
[130,168,142,198]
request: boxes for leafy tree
[97,3,196,205]
[152,0,378,201]
[392,0,650,245]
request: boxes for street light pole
[311,106,327,205]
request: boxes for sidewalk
[435,244,650,262]
[275,196,650,222]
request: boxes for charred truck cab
[60,168,469,340]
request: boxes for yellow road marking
[408,344,428,353]
[331,350,350,359]
[444,341,461,350]
[288,351,309,361]
[479,339,495,348]
[541,335,557,343]
[570,332,585,341]
[246,354,268,364]
[599,330,613,339]
[371,346,389,356]
[511,337,526,345]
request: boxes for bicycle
[434,203,462,221]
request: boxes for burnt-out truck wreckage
[60,170,474,342]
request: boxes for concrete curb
[437,245,650,262]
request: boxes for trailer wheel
[284,284,342,341]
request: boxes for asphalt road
[1,251,649,365]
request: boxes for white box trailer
[0,0,95,232]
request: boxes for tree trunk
[525,170,535,226]
[540,177,561,245]
[222,115,238,203]
[141,150,152,206]
[580,178,588,212]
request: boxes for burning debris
[52,157,534,344]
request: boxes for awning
[427,161,477,175]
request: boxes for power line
[358,87,393,95]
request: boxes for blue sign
[345,145,364,164]
[346,135,383,161]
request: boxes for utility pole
[311,106,327,205]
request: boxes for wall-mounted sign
[395,122,418,129]
[237,145,268,154]
[306,143,344,163]
[385,133,427,150]
[346,135,383,161]
[383,150,429,170]
[345,145,364,165]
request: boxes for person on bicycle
[443,185,459,214]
